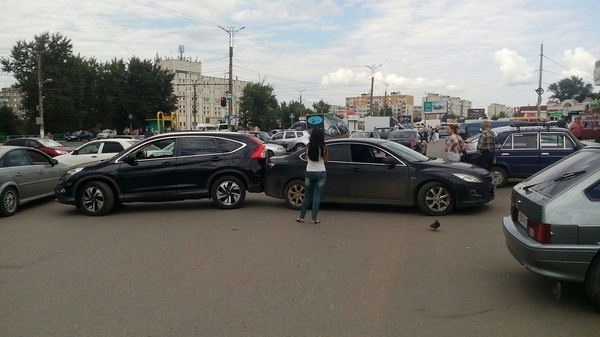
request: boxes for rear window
[520,150,598,197]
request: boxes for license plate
[518,211,528,228]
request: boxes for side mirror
[51,159,59,166]
[383,156,397,168]
[123,154,138,166]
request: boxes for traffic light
[220,96,227,107]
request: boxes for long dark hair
[307,128,326,161]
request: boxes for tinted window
[135,139,175,159]
[180,137,217,156]
[26,149,49,164]
[587,181,600,201]
[327,144,348,162]
[101,142,124,153]
[216,138,242,153]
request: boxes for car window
[180,137,218,156]
[586,181,600,201]
[135,139,175,159]
[327,144,348,162]
[102,142,125,153]
[3,149,31,167]
[285,131,295,139]
[26,149,50,164]
[540,133,573,149]
[271,133,283,140]
[503,133,537,150]
[296,132,305,138]
[216,138,242,153]
[350,144,376,163]
[79,143,100,154]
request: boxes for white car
[263,141,286,158]
[270,130,310,152]
[54,139,139,166]
[97,129,117,139]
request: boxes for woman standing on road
[444,124,462,162]
[296,128,328,224]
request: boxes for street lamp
[37,77,52,138]
[218,25,245,130]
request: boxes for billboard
[468,108,485,119]
[423,101,448,114]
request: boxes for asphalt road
[1,140,599,337]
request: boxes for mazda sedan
[264,138,495,216]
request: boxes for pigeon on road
[430,219,440,231]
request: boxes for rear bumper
[502,216,597,283]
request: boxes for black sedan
[264,138,495,216]
[388,129,427,155]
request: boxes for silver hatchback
[502,145,600,306]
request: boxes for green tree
[312,99,330,114]
[238,82,278,131]
[0,106,22,135]
[547,76,594,102]
[280,101,310,128]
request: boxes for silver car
[502,145,600,306]
[0,146,69,216]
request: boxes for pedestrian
[296,128,328,224]
[569,117,584,140]
[556,117,567,128]
[476,120,496,171]
[444,124,462,162]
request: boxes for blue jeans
[299,171,327,220]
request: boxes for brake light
[245,135,266,159]
[527,220,551,244]
[510,203,517,221]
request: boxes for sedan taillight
[511,202,551,244]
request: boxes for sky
[1,0,599,110]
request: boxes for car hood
[418,157,489,175]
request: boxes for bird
[430,219,441,231]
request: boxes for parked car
[243,131,273,143]
[458,120,514,140]
[270,130,310,152]
[65,130,95,142]
[349,131,380,139]
[264,138,495,216]
[463,124,585,187]
[96,129,117,139]
[502,145,600,307]
[3,138,75,157]
[262,141,286,158]
[54,138,139,167]
[54,131,268,216]
[0,146,69,216]
[387,129,428,155]
[375,127,397,140]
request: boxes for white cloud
[494,48,536,86]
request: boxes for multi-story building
[158,58,251,130]
[487,103,512,118]
[345,92,414,119]
[0,86,25,119]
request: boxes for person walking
[476,120,496,171]
[569,117,584,140]
[297,128,328,224]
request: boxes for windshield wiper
[523,170,586,192]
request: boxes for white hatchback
[54,139,139,167]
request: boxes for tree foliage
[1,32,177,134]
[280,101,311,128]
[547,76,595,102]
[0,106,22,135]
[237,82,279,131]
[312,100,330,114]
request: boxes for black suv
[55,132,267,216]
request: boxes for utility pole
[36,53,52,138]
[298,89,305,104]
[192,81,198,128]
[383,81,393,115]
[218,25,245,130]
[365,64,381,116]
[535,43,544,119]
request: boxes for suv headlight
[453,173,482,183]
[63,167,84,180]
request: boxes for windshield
[389,131,416,140]
[38,138,65,147]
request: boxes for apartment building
[0,87,25,119]
[345,92,415,118]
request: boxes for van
[458,120,513,140]
[195,124,218,131]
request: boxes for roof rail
[509,121,553,130]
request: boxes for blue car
[463,123,586,187]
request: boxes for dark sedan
[388,129,427,155]
[264,138,495,216]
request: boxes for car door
[176,135,224,197]
[117,138,178,198]
[497,132,540,177]
[25,148,64,194]
[346,143,410,201]
[68,142,102,166]
[539,132,577,169]
[3,148,38,200]
[321,143,350,198]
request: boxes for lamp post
[36,53,53,138]
[365,64,382,116]
[218,25,245,130]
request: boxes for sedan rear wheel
[284,179,304,210]
[491,166,508,187]
[79,181,115,216]
[211,176,246,209]
[417,181,454,216]
[0,187,18,217]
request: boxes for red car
[3,138,75,157]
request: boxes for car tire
[585,255,600,307]
[0,187,18,217]
[417,181,454,216]
[284,179,304,210]
[294,143,306,152]
[491,166,508,187]
[211,176,246,209]
[79,181,115,216]
[267,150,274,158]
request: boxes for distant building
[157,58,251,130]
[345,92,414,120]
[0,87,25,119]
[487,103,512,118]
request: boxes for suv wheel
[294,143,306,152]
[211,176,246,209]
[0,187,18,217]
[417,181,454,216]
[79,181,115,216]
[585,256,600,307]
[284,179,304,210]
[491,166,508,187]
